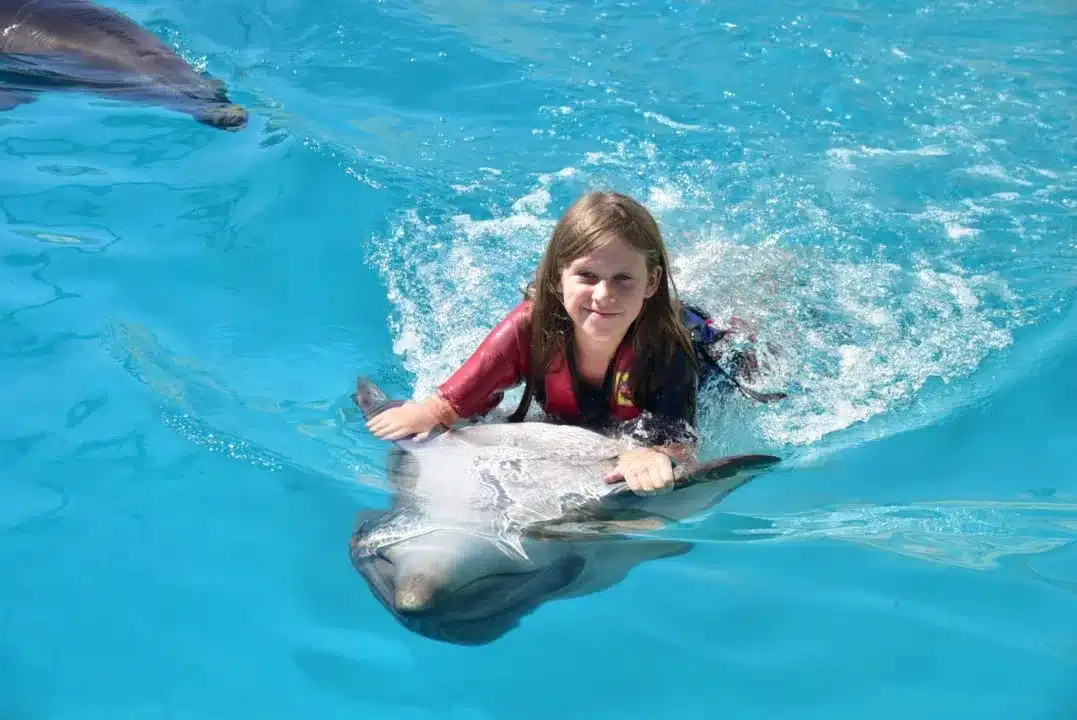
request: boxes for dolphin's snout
[394,573,437,615]
[197,103,249,131]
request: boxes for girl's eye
[574,271,634,284]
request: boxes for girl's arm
[436,301,532,419]
[367,302,533,441]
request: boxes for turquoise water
[2,0,1076,715]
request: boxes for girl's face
[558,235,660,348]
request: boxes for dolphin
[348,377,782,646]
[0,0,247,130]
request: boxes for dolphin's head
[174,74,248,130]
[350,524,585,646]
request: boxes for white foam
[965,163,1035,186]
[826,144,950,169]
[367,127,1035,456]
[368,195,557,403]
[946,223,981,241]
[670,230,1021,448]
[642,111,706,132]
[647,185,684,212]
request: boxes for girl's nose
[592,280,612,302]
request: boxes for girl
[368,191,700,496]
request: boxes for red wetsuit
[437,300,698,442]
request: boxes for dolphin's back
[0,0,207,91]
[448,421,627,463]
[387,422,627,534]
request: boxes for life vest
[504,291,786,424]
[533,303,785,422]
[540,341,642,422]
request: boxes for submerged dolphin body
[0,0,247,129]
[348,377,782,646]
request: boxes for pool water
[2,0,1075,717]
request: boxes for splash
[365,139,1037,456]
[352,0,1077,459]
[671,230,1020,448]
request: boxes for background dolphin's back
[0,0,214,92]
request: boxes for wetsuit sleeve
[436,301,533,419]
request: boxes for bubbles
[161,412,282,472]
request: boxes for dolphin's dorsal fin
[676,453,782,485]
[601,452,781,517]
[603,453,781,497]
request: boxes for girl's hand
[603,447,675,495]
[366,396,456,442]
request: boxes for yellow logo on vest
[614,371,634,407]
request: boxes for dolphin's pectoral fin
[0,87,38,111]
[601,453,781,502]
[621,538,694,563]
[352,377,396,419]
[527,509,668,540]
[556,537,694,601]
[352,376,451,444]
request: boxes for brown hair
[508,191,697,422]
